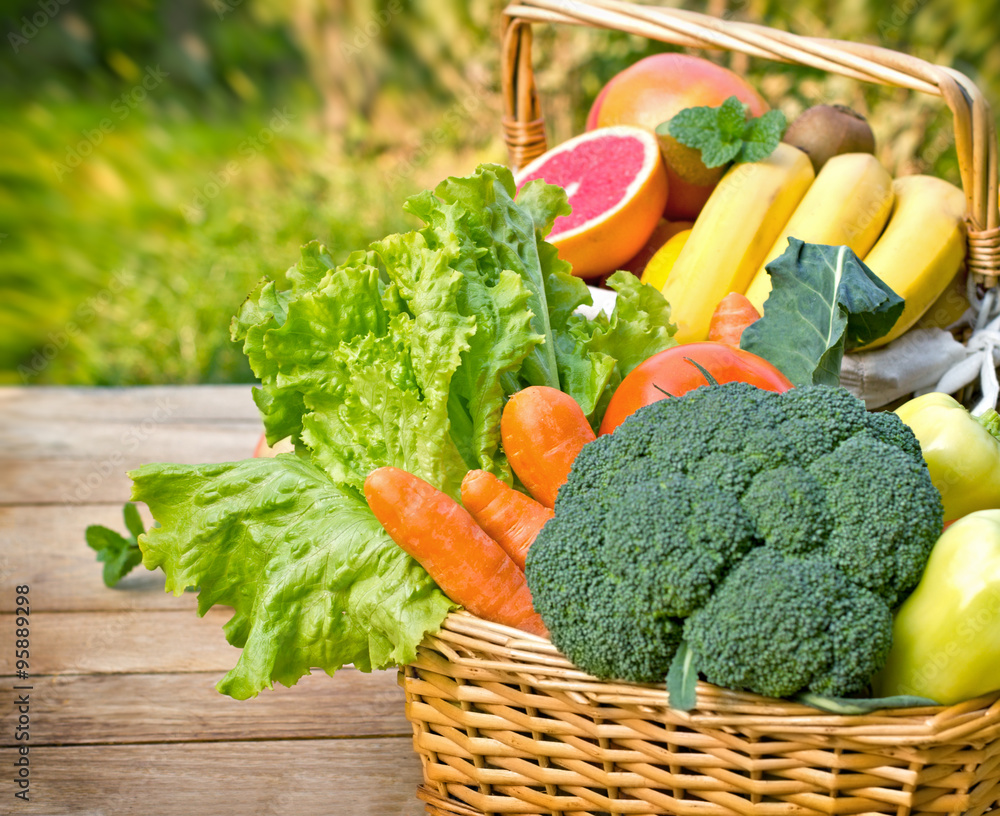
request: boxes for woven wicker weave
[403,612,1000,816]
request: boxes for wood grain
[0,669,410,746]
[0,385,261,423]
[7,738,425,816]
[0,503,181,612]
[0,609,238,675]
[0,385,431,815]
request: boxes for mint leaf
[665,95,786,169]
[132,456,455,700]
[86,503,145,588]
[716,96,750,140]
[664,102,743,168]
[740,109,788,163]
[740,239,904,386]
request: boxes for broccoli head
[683,548,894,698]
[525,382,942,698]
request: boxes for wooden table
[0,385,425,816]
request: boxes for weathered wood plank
[0,418,261,463]
[0,384,261,423]
[0,609,238,675]
[2,669,410,746]
[6,738,426,816]
[0,503,183,612]
[0,426,262,504]
[1,462,163,505]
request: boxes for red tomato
[599,342,793,435]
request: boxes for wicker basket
[402,613,1000,816]
[401,3,1000,814]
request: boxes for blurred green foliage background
[2,0,997,386]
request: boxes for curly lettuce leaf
[741,239,903,387]
[132,456,455,700]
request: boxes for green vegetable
[660,95,788,168]
[794,692,939,715]
[895,393,1000,521]
[132,457,454,700]
[525,382,943,703]
[874,510,1000,705]
[683,548,894,700]
[740,239,904,386]
[86,503,146,588]
[130,164,676,698]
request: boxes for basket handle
[501,0,1000,287]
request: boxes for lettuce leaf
[134,163,677,698]
[740,239,903,387]
[132,456,455,700]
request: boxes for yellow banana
[640,228,691,291]
[743,152,894,312]
[913,269,970,331]
[662,142,814,344]
[856,174,967,350]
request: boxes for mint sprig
[86,502,146,588]
[659,96,787,168]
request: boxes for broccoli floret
[604,476,756,617]
[742,466,832,555]
[683,548,894,698]
[525,382,943,698]
[528,473,755,682]
[863,409,924,461]
[526,506,685,683]
[807,434,943,606]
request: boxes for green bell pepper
[894,393,1000,521]
[874,510,1000,705]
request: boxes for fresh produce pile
[114,54,1000,712]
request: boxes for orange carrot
[461,469,554,571]
[500,386,596,509]
[707,292,761,347]
[364,467,547,637]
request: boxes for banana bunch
[662,142,814,343]
[653,148,968,346]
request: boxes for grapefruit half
[588,54,769,220]
[514,126,668,279]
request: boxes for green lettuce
[132,456,454,700]
[131,163,677,698]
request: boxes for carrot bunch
[363,386,595,636]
